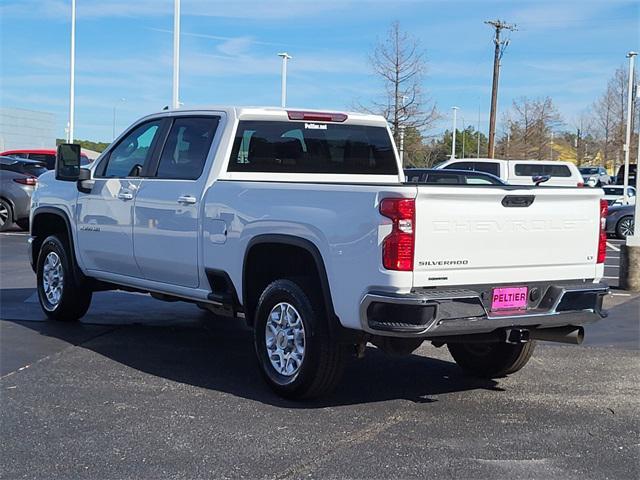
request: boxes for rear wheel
[37,235,92,321]
[0,199,13,232]
[616,216,634,239]
[254,279,346,399]
[447,341,536,378]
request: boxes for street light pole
[622,51,637,204]
[620,80,640,291]
[172,0,180,109]
[477,105,481,158]
[278,52,292,108]
[461,117,466,159]
[399,125,406,165]
[67,0,76,143]
[451,106,459,159]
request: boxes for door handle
[177,195,197,205]
[117,191,134,201]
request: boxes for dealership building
[0,107,57,152]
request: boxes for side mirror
[532,175,551,186]
[55,143,81,181]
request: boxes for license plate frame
[491,286,528,311]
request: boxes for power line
[485,19,517,159]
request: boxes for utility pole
[172,0,180,109]
[485,20,517,159]
[451,106,459,159]
[623,51,637,204]
[67,0,76,143]
[278,52,292,108]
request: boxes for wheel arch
[242,234,337,330]
[31,207,83,280]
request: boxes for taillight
[380,198,415,271]
[287,111,348,122]
[597,199,607,263]
[13,176,37,186]
[577,182,584,187]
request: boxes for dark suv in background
[616,163,637,186]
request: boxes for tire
[616,216,634,239]
[36,235,92,321]
[253,279,346,399]
[447,340,536,378]
[16,218,29,231]
[0,199,13,232]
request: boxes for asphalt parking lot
[1,231,639,479]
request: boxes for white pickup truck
[29,107,609,399]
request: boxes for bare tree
[588,65,639,170]
[359,22,438,148]
[498,97,563,160]
[591,84,617,166]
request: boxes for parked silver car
[605,204,635,239]
[579,166,611,187]
[0,169,37,231]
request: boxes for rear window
[473,162,500,177]
[28,153,56,169]
[514,163,572,177]
[22,164,48,177]
[444,161,500,177]
[444,161,474,171]
[228,121,398,175]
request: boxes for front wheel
[447,341,536,378]
[37,235,92,321]
[253,279,346,399]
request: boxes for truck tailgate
[412,186,603,287]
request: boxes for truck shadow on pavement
[1,288,503,408]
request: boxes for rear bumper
[360,282,608,338]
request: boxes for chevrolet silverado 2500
[29,107,609,399]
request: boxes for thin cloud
[146,28,285,48]
[0,0,353,20]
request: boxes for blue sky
[1,0,638,142]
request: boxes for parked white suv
[602,185,636,206]
[437,158,584,187]
[29,107,608,399]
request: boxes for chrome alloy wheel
[42,252,64,308]
[265,302,306,377]
[619,217,635,237]
[0,203,8,227]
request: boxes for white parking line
[606,242,620,252]
[603,276,619,279]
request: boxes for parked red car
[0,149,90,170]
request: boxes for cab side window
[155,117,219,180]
[100,121,161,178]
